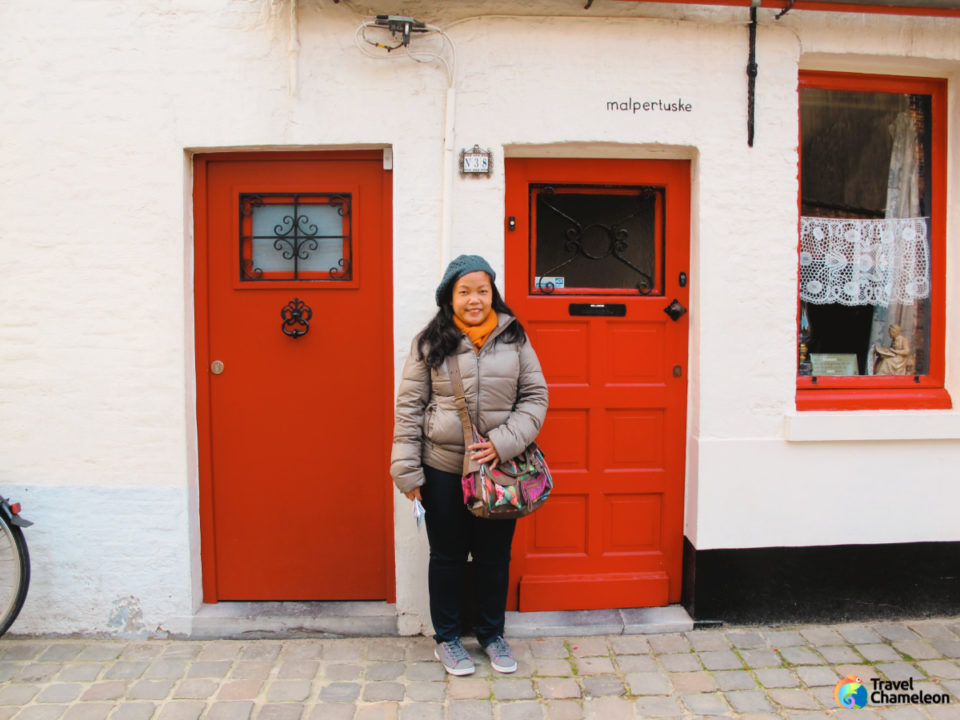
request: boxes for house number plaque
[459,145,492,176]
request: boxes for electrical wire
[402,26,454,87]
[353,20,456,87]
[354,22,402,54]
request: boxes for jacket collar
[459,312,515,352]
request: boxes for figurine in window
[874,324,912,375]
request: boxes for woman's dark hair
[418,279,526,369]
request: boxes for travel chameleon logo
[834,675,869,709]
[833,674,952,709]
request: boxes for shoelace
[445,641,471,662]
[488,637,511,657]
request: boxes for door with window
[505,158,689,611]
[194,152,393,601]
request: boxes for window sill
[785,408,960,442]
[795,387,952,411]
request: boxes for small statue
[874,324,911,375]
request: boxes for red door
[505,158,689,611]
[194,152,393,601]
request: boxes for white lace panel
[799,217,930,306]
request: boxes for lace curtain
[799,216,930,307]
[866,110,927,374]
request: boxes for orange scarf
[454,311,498,352]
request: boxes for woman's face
[451,271,493,326]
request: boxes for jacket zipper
[467,314,514,432]
[474,350,481,429]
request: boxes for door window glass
[531,185,663,295]
[240,194,351,281]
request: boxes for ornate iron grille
[240,193,352,281]
[531,185,663,295]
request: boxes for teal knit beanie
[435,255,496,306]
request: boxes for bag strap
[445,355,479,476]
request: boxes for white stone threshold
[187,601,399,639]
[507,605,694,637]
[182,602,693,639]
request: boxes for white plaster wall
[439,10,960,553]
[688,11,960,550]
[1,0,958,633]
[0,0,451,634]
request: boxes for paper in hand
[413,498,426,530]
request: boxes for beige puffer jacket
[391,314,548,494]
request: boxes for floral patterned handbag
[446,357,552,519]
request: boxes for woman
[391,255,548,676]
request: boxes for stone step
[507,605,694,637]
[183,603,692,639]
[187,602,398,639]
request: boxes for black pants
[421,464,516,646]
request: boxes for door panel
[505,158,689,611]
[195,152,393,601]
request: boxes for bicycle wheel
[0,511,30,637]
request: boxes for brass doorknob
[210,360,225,375]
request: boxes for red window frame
[238,193,352,283]
[795,71,950,411]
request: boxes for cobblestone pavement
[2,616,960,720]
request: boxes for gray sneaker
[435,639,475,676]
[483,636,517,673]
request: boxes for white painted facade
[1,0,958,635]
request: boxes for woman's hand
[405,488,422,501]
[469,439,501,469]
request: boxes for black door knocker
[281,297,312,338]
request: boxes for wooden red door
[505,158,689,611]
[194,152,393,601]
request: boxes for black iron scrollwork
[241,195,263,216]
[281,297,312,338]
[242,258,264,280]
[329,257,351,280]
[240,193,352,281]
[328,194,350,218]
[536,187,656,295]
[273,214,320,269]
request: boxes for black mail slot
[568,303,626,317]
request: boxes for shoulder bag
[445,355,552,519]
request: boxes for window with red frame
[796,72,949,411]
[239,193,352,282]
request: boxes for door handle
[663,299,688,321]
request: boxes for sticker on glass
[535,276,565,292]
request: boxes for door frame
[192,150,395,603]
[504,156,692,609]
